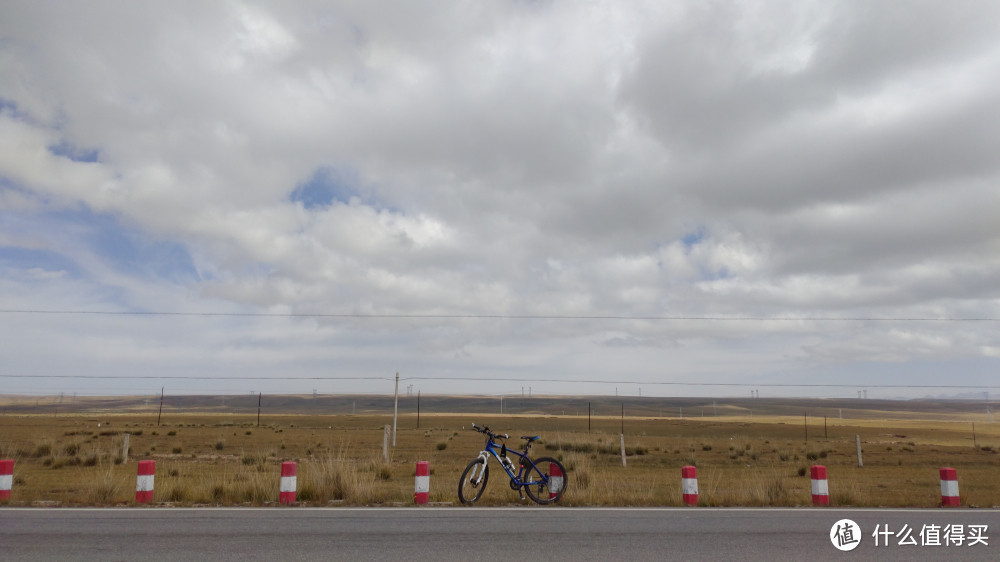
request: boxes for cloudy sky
[2,1,999,399]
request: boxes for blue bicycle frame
[470,434,547,489]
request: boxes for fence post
[279,461,297,504]
[136,460,155,503]
[855,435,863,468]
[0,460,13,500]
[414,461,429,504]
[619,433,627,467]
[810,465,829,506]
[682,466,698,506]
[940,468,960,507]
[383,425,391,462]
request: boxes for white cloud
[1,1,998,397]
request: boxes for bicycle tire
[458,458,490,505]
[522,456,567,504]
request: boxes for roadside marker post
[810,465,829,506]
[681,465,698,506]
[549,462,564,500]
[0,460,13,500]
[135,460,155,503]
[279,461,297,505]
[940,467,960,507]
[414,461,429,504]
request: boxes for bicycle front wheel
[458,458,490,505]
[522,456,567,504]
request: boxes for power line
[0,374,391,381]
[2,373,999,390]
[404,376,1000,390]
[0,309,997,321]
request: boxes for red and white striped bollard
[940,467,960,507]
[0,460,13,500]
[414,461,429,504]
[810,465,829,506]
[548,462,564,500]
[279,461,297,504]
[682,465,698,506]
[135,460,155,503]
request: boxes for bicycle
[457,422,567,505]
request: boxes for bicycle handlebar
[469,423,507,440]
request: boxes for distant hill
[0,393,993,421]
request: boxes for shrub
[241,452,267,470]
[797,467,807,477]
[436,442,447,451]
[166,486,187,503]
[86,466,125,505]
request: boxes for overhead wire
[0,309,997,321]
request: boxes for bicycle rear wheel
[458,458,490,505]
[522,457,566,504]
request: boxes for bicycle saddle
[521,435,540,442]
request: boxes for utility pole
[619,403,626,467]
[157,387,164,426]
[392,372,399,447]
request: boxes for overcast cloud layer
[2,1,999,399]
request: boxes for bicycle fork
[470,452,489,486]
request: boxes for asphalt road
[1,507,997,561]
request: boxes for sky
[1,1,999,400]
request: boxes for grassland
[1,398,998,507]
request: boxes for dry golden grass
[1,411,998,507]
